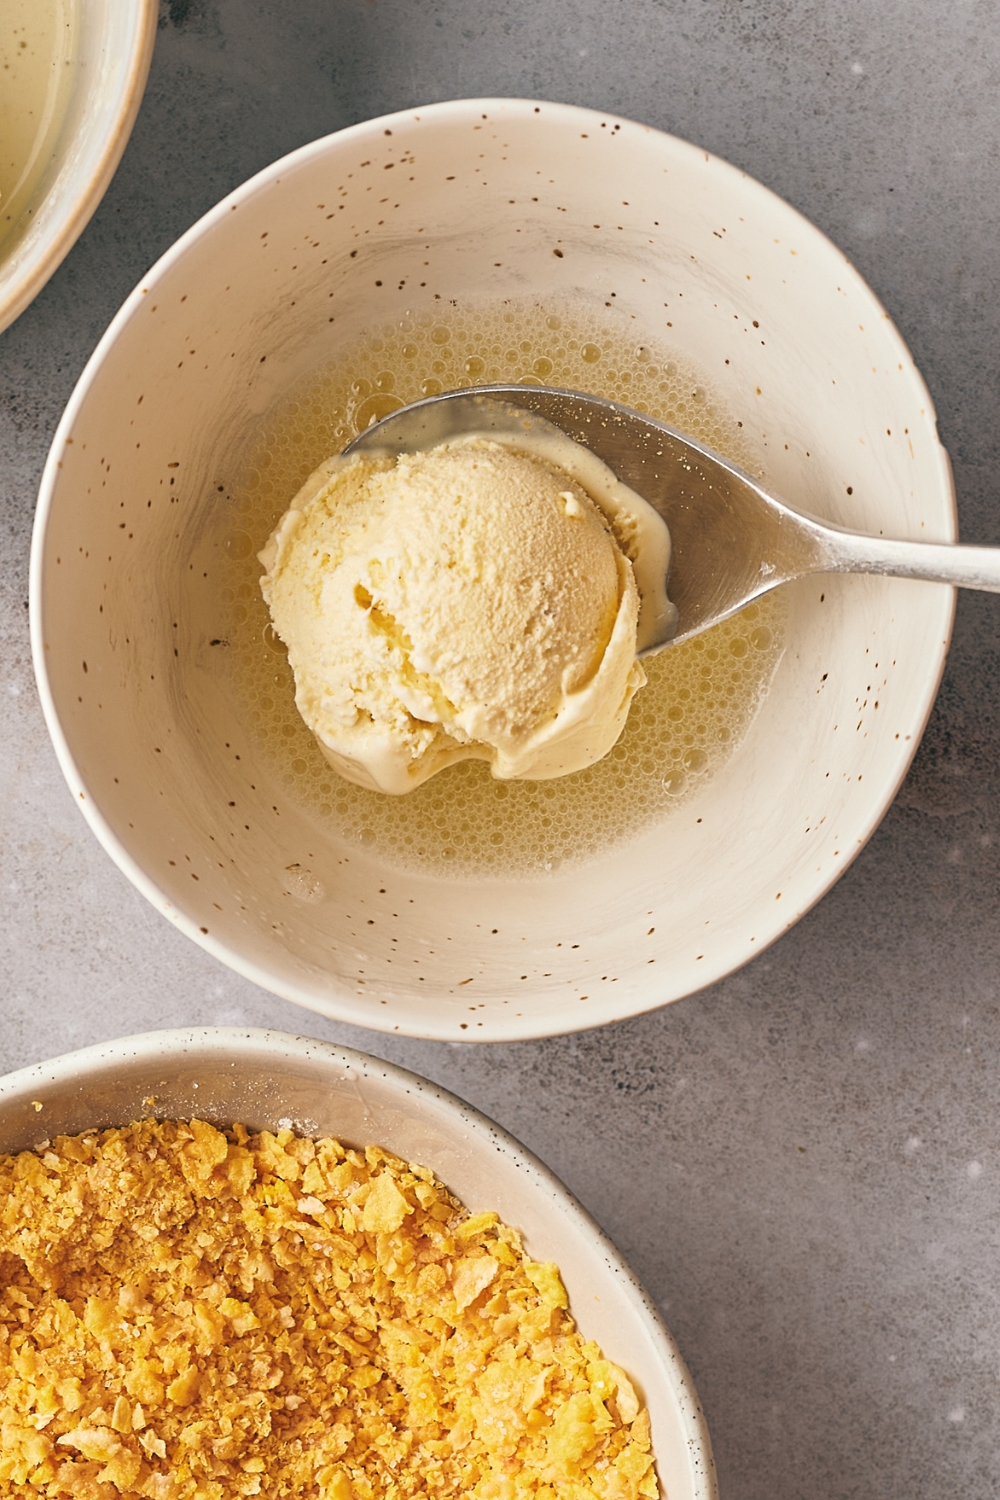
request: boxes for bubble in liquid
[281,865,326,903]
[353,392,404,431]
[227,531,254,560]
[220,293,785,880]
[263,626,287,661]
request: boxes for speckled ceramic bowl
[0,0,157,336]
[0,1027,717,1500]
[31,99,955,1040]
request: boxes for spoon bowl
[348,383,1000,652]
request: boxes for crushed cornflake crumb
[0,1119,659,1500]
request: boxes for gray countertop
[3,2,1000,1495]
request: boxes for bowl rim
[30,97,957,1041]
[0,1024,719,1500]
[0,0,159,337]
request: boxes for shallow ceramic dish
[0,1027,716,1500]
[0,0,157,336]
[31,99,955,1040]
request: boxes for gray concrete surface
[3,2,1000,1495]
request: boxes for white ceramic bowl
[0,1026,716,1500]
[0,0,157,336]
[31,99,956,1041]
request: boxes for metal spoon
[345,382,993,657]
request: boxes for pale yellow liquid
[0,0,76,252]
[223,298,785,879]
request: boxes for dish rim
[0,0,159,336]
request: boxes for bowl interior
[0,0,157,335]
[0,1028,716,1500]
[32,100,955,1040]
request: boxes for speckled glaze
[0,1026,717,1500]
[30,99,956,1041]
[0,0,158,335]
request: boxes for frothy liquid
[0,0,76,252]
[223,298,785,878]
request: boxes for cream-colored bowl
[0,1027,717,1500]
[30,99,955,1040]
[0,0,157,336]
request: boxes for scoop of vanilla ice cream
[259,437,647,794]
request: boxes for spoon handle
[819,528,1000,593]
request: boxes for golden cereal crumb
[0,1120,659,1500]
